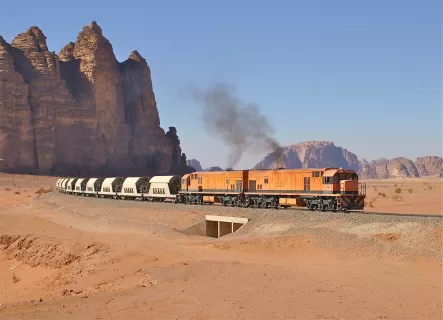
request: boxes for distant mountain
[254,141,360,171]
[188,141,442,179]
[186,159,225,172]
[186,159,203,172]
[204,166,224,172]
[253,141,442,179]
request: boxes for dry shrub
[368,201,373,207]
[14,191,20,195]
[4,187,10,191]
[35,187,53,195]
[378,192,386,197]
[394,184,398,187]
[408,188,413,193]
[394,187,402,194]
[392,194,402,202]
[12,273,20,283]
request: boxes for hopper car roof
[150,176,175,183]
[122,177,145,185]
[75,178,85,186]
[86,178,98,185]
[102,177,117,185]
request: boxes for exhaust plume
[189,82,285,169]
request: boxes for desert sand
[362,177,442,215]
[0,173,442,320]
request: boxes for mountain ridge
[187,141,442,179]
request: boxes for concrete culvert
[205,215,249,238]
[180,215,249,238]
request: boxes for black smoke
[189,82,285,169]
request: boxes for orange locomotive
[178,167,366,212]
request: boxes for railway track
[56,191,442,219]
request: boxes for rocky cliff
[186,158,203,172]
[0,22,193,176]
[252,141,442,179]
[254,141,361,171]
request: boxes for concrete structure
[205,215,249,238]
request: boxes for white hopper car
[56,175,181,202]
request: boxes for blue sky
[2,0,441,169]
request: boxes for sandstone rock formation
[0,22,193,176]
[415,156,443,177]
[204,166,224,172]
[187,158,203,172]
[254,141,360,171]
[253,141,442,179]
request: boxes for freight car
[145,175,181,202]
[178,168,366,212]
[118,176,150,200]
[57,176,182,202]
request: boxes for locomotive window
[226,179,230,185]
[181,179,186,184]
[264,178,269,184]
[312,171,320,177]
[198,177,202,184]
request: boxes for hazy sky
[1,0,441,169]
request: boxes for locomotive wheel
[322,204,328,212]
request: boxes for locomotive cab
[181,174,190,192]
[322,168,359,194]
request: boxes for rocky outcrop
[253,141,442,179]
[358,157,420,179]
[415,156,443,177]
[187,158,203,172]
[204,166,224,172]
[254,141,360,171]
[0,22,193,176]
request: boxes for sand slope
[0,174,441,320]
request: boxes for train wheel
[322,204,328,212]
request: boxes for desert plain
[0,173,441,320]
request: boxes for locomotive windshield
[335,173,358,182]
[323,172,358,184]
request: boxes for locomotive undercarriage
[178,193,346,212]
[304,197,340,212]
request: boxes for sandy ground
[0,173,442,320]
[362,176,442,215]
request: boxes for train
[55,167,367,212]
